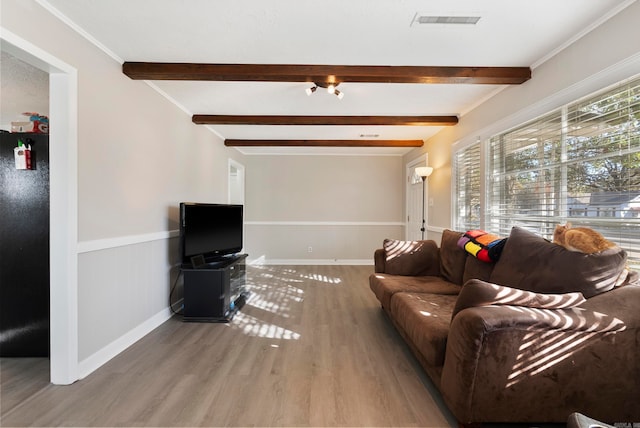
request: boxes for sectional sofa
[369,227,640,426]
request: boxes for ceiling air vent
[412,15,481,26]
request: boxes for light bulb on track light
[306,82,344,99]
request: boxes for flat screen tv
[179,202,243,264]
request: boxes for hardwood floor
[0,265,457,427]
[0,357,49,416]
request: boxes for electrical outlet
[308,246,313,253]
[429,197,434,207]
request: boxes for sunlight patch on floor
[299,273,342,284]
[231,311,301,340]
[233,265,347,341]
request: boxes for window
[455,75,640,267]
[486,110,563,237]
[453,142,482,231]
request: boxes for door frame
[2,28,79,385]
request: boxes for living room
[1,0,639,426]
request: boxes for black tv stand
[181,253,248,322]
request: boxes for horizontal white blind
[485,76,640,267]
[486,110,563,237]
[454,142,481,231]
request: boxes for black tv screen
[179,203,243,263]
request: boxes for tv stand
[181,253,248,322]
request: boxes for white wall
[1,0,246,377]
[244,155,405,263]
[407,1,640,241]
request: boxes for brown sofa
[369,227,640,426]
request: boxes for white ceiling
[39,0,634,155]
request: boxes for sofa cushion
[490,226,628,298]
[383,239,441,276]
[462,256,495,284]
[439,230,467,285]
[369,273,460,310]
[390,292,458,367]
[451,279,586,321]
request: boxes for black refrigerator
[0,132,50,357]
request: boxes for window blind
[483,76,640,267]
[486,110,563,237]
[454,142,482,231]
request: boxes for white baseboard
[248,258,373,266]
[77,307,173,379]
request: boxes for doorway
[228,159,245,205]
[229,159,245,253]
[1,29,79,385]
[406,154,429,241]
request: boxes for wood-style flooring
[1,265,457,427]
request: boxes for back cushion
[383,239,441,276]
[463,256,495,284]
[489,226,628,298]
[439,229,467,285]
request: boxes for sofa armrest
[441,286,640,424]
[374,248,386,273]
[451,279,586,321]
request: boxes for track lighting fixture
[306,82,344,99]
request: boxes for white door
[406,156,428,241]
[229,159,246,253]
[228,159,245,205]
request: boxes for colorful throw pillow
[457,230,507,263]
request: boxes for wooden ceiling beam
[224,139,424,148]
[192,115,458,126]
[123,63,531,85]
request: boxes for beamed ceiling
[122,63,531,84]
[39,0,632,154]
[123,63,528,148]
